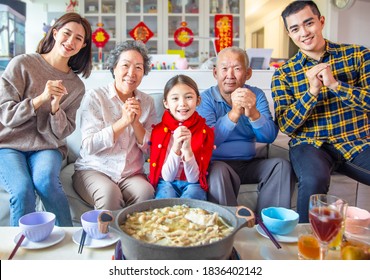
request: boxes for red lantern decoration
[129,21,154,43]
[174,21,194,47]
[214,15,233,53]
[92,23,110,65]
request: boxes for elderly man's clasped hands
[230,88,260,121]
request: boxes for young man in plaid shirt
[272,1,370,222]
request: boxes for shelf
[81,0,244,67]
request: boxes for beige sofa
[1,92,369,226]
[269,132,370,210]
[1,69,369,226]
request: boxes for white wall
[336,0,370,47]
[245,0,329,59]
[263,13,288,59]
[21,0,67,53]
[245,0,370,59]
[246,7,288,58]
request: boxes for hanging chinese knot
[174,21,194,47]
[92,22,110,48]
[214,15,233,53]
[129,21,154,43]
[92,23,110,65]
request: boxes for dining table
[0,224,341,260]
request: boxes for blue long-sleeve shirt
[197,84,278,160]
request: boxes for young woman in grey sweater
[0,12,92,226]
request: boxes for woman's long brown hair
[37,12,92,78]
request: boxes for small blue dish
[261,207,299,235]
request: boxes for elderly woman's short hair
[106,40,151,78]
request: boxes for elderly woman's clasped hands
[120,97,142,124]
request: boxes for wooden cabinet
[80,0,244,67]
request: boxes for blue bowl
[261,207,299,235]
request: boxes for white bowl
[19,212,56,242]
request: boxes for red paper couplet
[214,14,233,53]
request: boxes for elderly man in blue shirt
[197,46,295,217]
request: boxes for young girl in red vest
[149,75,214,200]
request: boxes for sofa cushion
[327,173,359,206]
[66,108,82,164]
[0,185,44,226]
[60,163,93,226]
[150,92,165,123]
[237,177,298,212]
[357,183,370,210]
[237,184,258,211]
[268,132,290,161]
[0,187,9,226]
[269,132,370,212]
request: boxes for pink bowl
[345,206,370,231]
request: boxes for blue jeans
[0,148,73,226]
[290,144,370,223]
[155,179,207,200]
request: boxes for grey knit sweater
[0,53,85,159]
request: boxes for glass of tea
[309,194,348,260]
[297,225,320,260]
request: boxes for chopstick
[8,234,25,260]
[114,240,125,260]
[78,230,86,254]
[256,217,282,249]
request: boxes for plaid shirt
[271,40,370,161]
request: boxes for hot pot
[112,198,255,260]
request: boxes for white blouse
[74,83,157,183]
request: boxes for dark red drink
[309,207,342,243]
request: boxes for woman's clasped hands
[33,80,68,114]
[121,97,142,124]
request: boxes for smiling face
[214,49,251,99]
[52,22,86,58]
[285,5,326,60]
[113,50,145,96]
[163,83,200,122]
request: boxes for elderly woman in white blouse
[72,41,156,210]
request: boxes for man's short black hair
[281,0,321,31]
